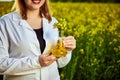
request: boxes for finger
[63,37,76,43]
[63,40,75,44]
[63,36,75,40]
[65,43,76,50]
[45,60,55,66]
[44,52,52,57]
[44,56,57,66]
[65,43,74,47]
[46,55,57,61]
[64,40,76,46]
[39,53,57,66]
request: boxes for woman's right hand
[39,52,57,67]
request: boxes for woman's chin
[32,6,40,10]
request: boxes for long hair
[12,0,52,22]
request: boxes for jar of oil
[52,38,67,58]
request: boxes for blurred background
[0,0,120,2]
[0,0,120,80]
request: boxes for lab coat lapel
[12,11,34,31]
[12,12,41,55]
[19,20,34,31]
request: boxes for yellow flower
[114,47,118,52]
[61,73,64,79]
[80,49,84,54]
[109,42,112,45]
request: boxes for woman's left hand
[62,36,76,51]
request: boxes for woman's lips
[32,0,41,4]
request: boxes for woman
[0,0,76,80]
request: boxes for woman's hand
[39,52,57,67]
[62,36,76,51]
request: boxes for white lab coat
[0,12,72,80]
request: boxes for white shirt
[0,12,72,80]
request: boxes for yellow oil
[52,39,67,58]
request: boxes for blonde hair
[12,0,52,22]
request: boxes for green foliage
[0,2,13,17]
[0,2,120,80]
[50,2,120,80]
[50,0,120,3]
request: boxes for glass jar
[52,38,67,58]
